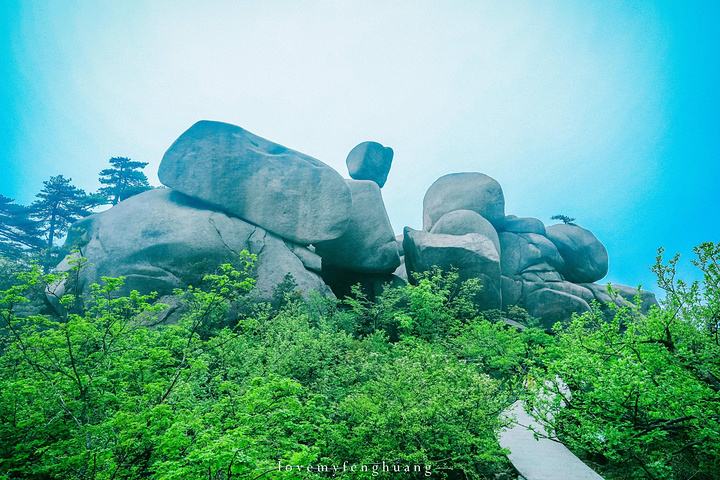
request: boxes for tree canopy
[98,157,151,205]
[30,175,91,251]
[0,195,42,256]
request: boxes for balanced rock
[314,180,400,273]
[403,227,501,309]
[546,224,609,283]
[423,173,505,231]
[503,215,546,235]
[158,120,352,245]
[346,141,394,188]
[51,189,333,308]
[430,209,501,253]
[499,232,564,277]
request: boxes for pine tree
[98,157,151,205]
[30,175,91,253]
[0,194,42,256]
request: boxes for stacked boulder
[53,119,656,328]
[401,172,657,328]
[54,121,400,309]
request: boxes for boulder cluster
[403,172,656,327]
[55,120,656,327]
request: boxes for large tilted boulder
[346,141,394,188]
[499,232,564,277]
[158,120,352,245]
[314,180,401,273]
[51,189,333,308]
[423,173,506,231]
[430,209,501,253]
[403,227,501,309]
[546,224,609,283]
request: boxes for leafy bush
[0,253,539,479]
[526,242,720,479]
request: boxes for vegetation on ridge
[0,242,718,479]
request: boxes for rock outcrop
[403,227,502,309]
[158,120,352,245]
[54,189,332,307]
[346,141,394,188]
[314,180,400,273]
[51,119,655,330]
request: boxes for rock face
[403,227,501,309]
[314,180,400,273]
[524,288,591,329]
[346,141,394,188]
[503,215,546,235]
[546,224,609,283]
[158,120,352,245]
[499,232,564,277]
[423,173,505,231]
[430,209,501,253]
[54,189,332,307]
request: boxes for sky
[1,1,719,295]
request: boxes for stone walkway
[499,401,604,480]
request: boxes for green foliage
[0,253,541,479]
[343,268,483,341]
[526,242,720,479]
[97,157,152,205]
[29,175,93,271]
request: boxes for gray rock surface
[499,232,564,277]
[423,172,505,231]
[546,224,609,283]
[524,288,591,329]
[430,209,501,253]
[403,227,501,309]
[346,141,394,188]
[395,234,404,256]
[287,243,322,272]
[500,401,605,480]
[501,275,523,309]
[314,180,400,273]
[52,189,333,308]
[504,215,546,235]
[158,120,352,245]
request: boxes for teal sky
[1,1,718,295]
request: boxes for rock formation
[346,141,394,188]
[52,189,332,309]
[158,120,352,245]
[53,120,657,329]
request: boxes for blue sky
[1,1,718,294]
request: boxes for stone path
[499,401,604,480]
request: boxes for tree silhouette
[98,157,151,205]
[551,214,577,225]
[31,175,91,256]
[0,194,42,256]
